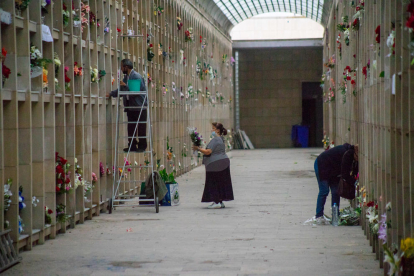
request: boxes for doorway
[302,82,323,147]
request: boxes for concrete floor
[5,149,382,276]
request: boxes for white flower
[4,184,12,196]
[160,165,164,169]
[387,31,395,48]
[32,196,40,207]
[386,202,392,211]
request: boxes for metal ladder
[109,35,159,214]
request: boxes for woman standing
[192,122,234,209]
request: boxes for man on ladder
[107,59,147,152]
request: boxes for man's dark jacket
[109,70,147,112]
[317,143,358,184]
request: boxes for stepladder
[109,52,159,214]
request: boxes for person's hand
[120,80,126,86]
[191,145,199,151]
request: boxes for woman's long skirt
[201,162,234,203]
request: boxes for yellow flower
[401,237,414,258]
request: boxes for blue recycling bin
[291,125,309,148]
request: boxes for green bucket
[128,79,141,92]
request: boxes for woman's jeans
[314,159,340,218]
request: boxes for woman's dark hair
[212,122,227,136]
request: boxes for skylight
[212,0,324,25]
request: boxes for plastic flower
[401,237,414,258]
[386,202,391,211]
[378,213,387,244]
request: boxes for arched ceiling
[210,0,326,25]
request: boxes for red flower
[375,25,381,44]
[57,178,63,185]
[60,158,67,165]
[117,28,121,32]
[345,66,351,72]
[149,44,153,48]
[48,209,53,214]
[356,6,360,11]
[351,80,356,85]
[56,186,60,192]
[65,177,71,184]
[406,15,414,30]
[347,76,351,80]
[55,152,59,161]
[65,73,71,83]
[2,64,11,79]
[375,204,378,210]
[2,47,7,57]
[63,3,67,11]
[353,54,356,58]
[367,201,375,207]
[362,66,367,79]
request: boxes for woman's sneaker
[207,202,222,209]
[221,202,225,208]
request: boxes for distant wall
[237,46,322,148]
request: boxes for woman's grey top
[203,136,229,171]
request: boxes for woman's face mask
[211,131,216,137]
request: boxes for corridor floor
[5,149,382,276]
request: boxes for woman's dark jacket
[317,143,358,184]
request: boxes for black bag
[338,178,355,200]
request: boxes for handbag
[338,178,355,200]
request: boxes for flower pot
[402,257,414,276]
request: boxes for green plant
[159,168,175,183]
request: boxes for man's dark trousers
[127,109,147,150]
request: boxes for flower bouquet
[147,44,155,62]
[45,206,53,225]
[56,152,72,194]
[187,127,203,155]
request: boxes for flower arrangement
[387,30,396,56]
[99,162,105,177]
[351,18,360,31]
[30,45,52,78]
[73,62,83,77]
[80,2,90,33]
[154,5,164,16]
[337,16,349,32]
[45,206,53,225]
[147,44,155,62]
[32,196,39,207]
[74,157,85,190]
[90,66,99,83]
[15,0,31,12]
[2,47,11,85]
[177,17,183,31]
[222,54,228,64]
[63,3,70,28]
[336,33,342,59]
[187,127,203,155]
[89,11,96,25]
[56,152,72,194]
[375,25,381,44]
[43,68,48,89]
[185,28,193,42]
[64,66,71,91]
[366,201,379,235]
[54,52,61,76]
[339,206,360,226]
[4,178,12,228]
[18,186,26,234]
[56,203,69,223]
[353,1,365,21]
[324,55,335,69]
